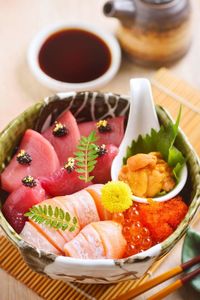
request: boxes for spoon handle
[129,78,160,139]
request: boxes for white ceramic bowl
[27,22,121,91]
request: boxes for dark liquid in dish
[38,29,112,83]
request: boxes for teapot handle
[103,0,135,20]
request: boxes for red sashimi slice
[64,221,126,259]
[39,167,91,197]
[64,224,105,259]
[42,110,80,165]
[92,221,126,259]
[2,181,46,234]
[21,222,61,255]
[1,129,60,193]
[78,116,124,147]
[65,190,100,228]
[91,144,118,184]
[87,184,112,220]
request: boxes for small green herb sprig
[25,205,77,232]
[74,131,98,182]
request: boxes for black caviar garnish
[96,120,112,133]
[17,150,32,165]
[64,158,75,173]
[22,176,37,188]
[96,144,107,157]
[53,122,69,137]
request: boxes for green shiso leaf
[123,107,185,181]
[24,205,77,232]
[74,130,98,182]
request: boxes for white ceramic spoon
[111,78,187,203]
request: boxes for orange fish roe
[113,196,188,258]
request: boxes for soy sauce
[38,29,112,83]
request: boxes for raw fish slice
[30,221,65,255]
[1,129,60,193]
[21,222,60,255]
[2,181,46,233]
[42,110,80,165]
[64,232,95,259]
[92,221,126,259]
[38,198,80,242]
[66,190,100,228]
[78,116,124,147]
[39,167,91,197]
[91,144,118,184]
[81,224,105,258]
[64,221,126,259]
[87,184,112,220]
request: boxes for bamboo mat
[0,68,200,300]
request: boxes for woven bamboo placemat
[0,68,200,300]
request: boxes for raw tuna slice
[64,221,126,259]
[21,222,60,255]
[39,166,91,197]
[87,184,112,220]
[91,144,118,184]
[78,116,124,147]
[2,181,46,233]
[42,110,80,165]
[1,129,60,193]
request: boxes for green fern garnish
[25,205,77,232]
[74,130,98,182]
[124,107,185,180]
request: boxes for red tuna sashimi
[21,222,61,255]
[42,110,80,165]
[78,116,124,147]
[2,181,46,233]
[87,184,112,220]
[39,167,91,197]
[91,144,118,184]
[64,221,126,259]
[1,129,60,193]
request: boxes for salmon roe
[112,204,154,257]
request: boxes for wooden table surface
[0,1,200,299]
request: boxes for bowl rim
[27,22,121,91]
[0,92,200,269]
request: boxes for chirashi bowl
[0,91,199,284]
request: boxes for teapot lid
[142,0,173,3]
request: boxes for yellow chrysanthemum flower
[101,181,132,213]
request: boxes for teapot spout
[103,0,135,20]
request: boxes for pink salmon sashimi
[64,221,126,259]
[1,129,60,193]
[42,110,80,166]
[39,167,91,197]
[92,221,126,259]
[35,197,80,243]
[78,116,124,147]
[2,181,46,234]
[91,144,118,184]
[86,184,112,220]
[64,190,100,228]
[21,222,60,255]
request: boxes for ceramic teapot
[103,0,192,66]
